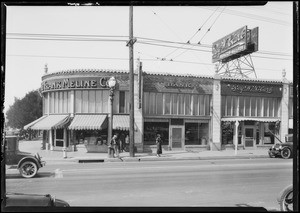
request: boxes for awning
[289,118,293,129]
[30,114,70,130]
[68,114,108,130]
[23,115,47,130]
[221,117,280,123]
[113,115,137,131]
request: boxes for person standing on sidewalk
[156,134,162,157]
[113,134,120,158]
[108,134,117,158]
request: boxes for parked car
[4,135,46,178]
[268,134,293,159]
[4,193,70,207]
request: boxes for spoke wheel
[19,161,38,178]
[279,186,293,211]
[281,148,291,159]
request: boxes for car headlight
[279,145,282,149]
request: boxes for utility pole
[127,5,136,157]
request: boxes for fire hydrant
[62,147,67,158]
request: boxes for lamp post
[107,76,117,158]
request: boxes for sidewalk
[18,140,270,164]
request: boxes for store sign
[165,82,193,88]
[40,77,110,92]
[221,82,282,97]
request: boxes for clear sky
[3,2,294,116]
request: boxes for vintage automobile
[4,135,46,178]
[268,134,293,159]
[4,193,70,207]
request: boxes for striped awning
[221,117,280,123]
[113,115,137,131]
[68,114,108,130]
[23,115,47,130]
[30,114,70,130]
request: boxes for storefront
[24,66,292,153]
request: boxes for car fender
[17,156,41,169]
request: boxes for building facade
[24,67,293,153]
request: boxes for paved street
[5,158,293,211]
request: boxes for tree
[6,90,42,129]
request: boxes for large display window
[185,122,209,145]
[144,122,169,145]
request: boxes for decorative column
[280,69,289,142]
[210,66,222,150]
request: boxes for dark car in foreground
[4,135,46,178]
[268,134,293,159]
[3,193,70,207]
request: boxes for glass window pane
[185,122,209,145]
[245,97,250,116]
[164,93,171,114]
[232,96,237,116]
[102,90,109,113]
[206,95,211,116]
[251,97,256,116]
[150,93,156,115]
[199,95,204,115]
[274,98,279,117]
[75,90,82,113]
[263,98,268,117]
[172,94,178,115]
[54,92,59,113]
[119,91,125,113]
[82,91,89,113]
[227,96,232,116]
[88,90,96,113]
[185,94,191,115]
[257,98,261,117]
[96,90,103,113]
[178,94,184,115]
[193,95,198,115]
[156,93,163,115]
[44,93,48,114]
[221,96,226,116]
[269,98,274,117]
[144,122,169,145]
[239,96,244,116]
[143,92,149,115]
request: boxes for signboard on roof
[212,26,259,63]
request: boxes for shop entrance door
[244,127,255,148]
[170,126,184,149]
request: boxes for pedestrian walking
[119,132,126,152]
[156,134,162,157]
[108,134,117,158]
[113,134,120,158]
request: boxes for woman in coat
[156,134,162,157]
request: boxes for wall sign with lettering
[221,82,282,97]
[40,77,110,93]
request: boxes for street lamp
[107,76,116,158]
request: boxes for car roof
[5,193,53,207]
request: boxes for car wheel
[19,161,38,178]
[278,185,293,211]
[281,148,292,159]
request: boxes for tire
[278,185,293,211]
[19,161,38,178]
[281,148,292,159]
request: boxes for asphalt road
[5,158,293,211]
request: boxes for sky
[3,1,294,116]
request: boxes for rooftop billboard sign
[212,26,258,63]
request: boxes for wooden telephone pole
[127,5,136,157]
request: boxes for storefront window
[226,96,232,116]
[185,122,209,145]
[239,96,244,116]
[157,93,163,115]
[119,91,125,113]
[251,97,256,116]
[75,130,107,145]
[185,95,191,115]
[149,93,156,115]
[263,98,269,117]
[192,95,198,115]
[199,95,205,115]
[172,94,178,115]
[257,98,262,117]
[221,122,233,145]
[144,122,169,145]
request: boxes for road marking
[54,169,63,178]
